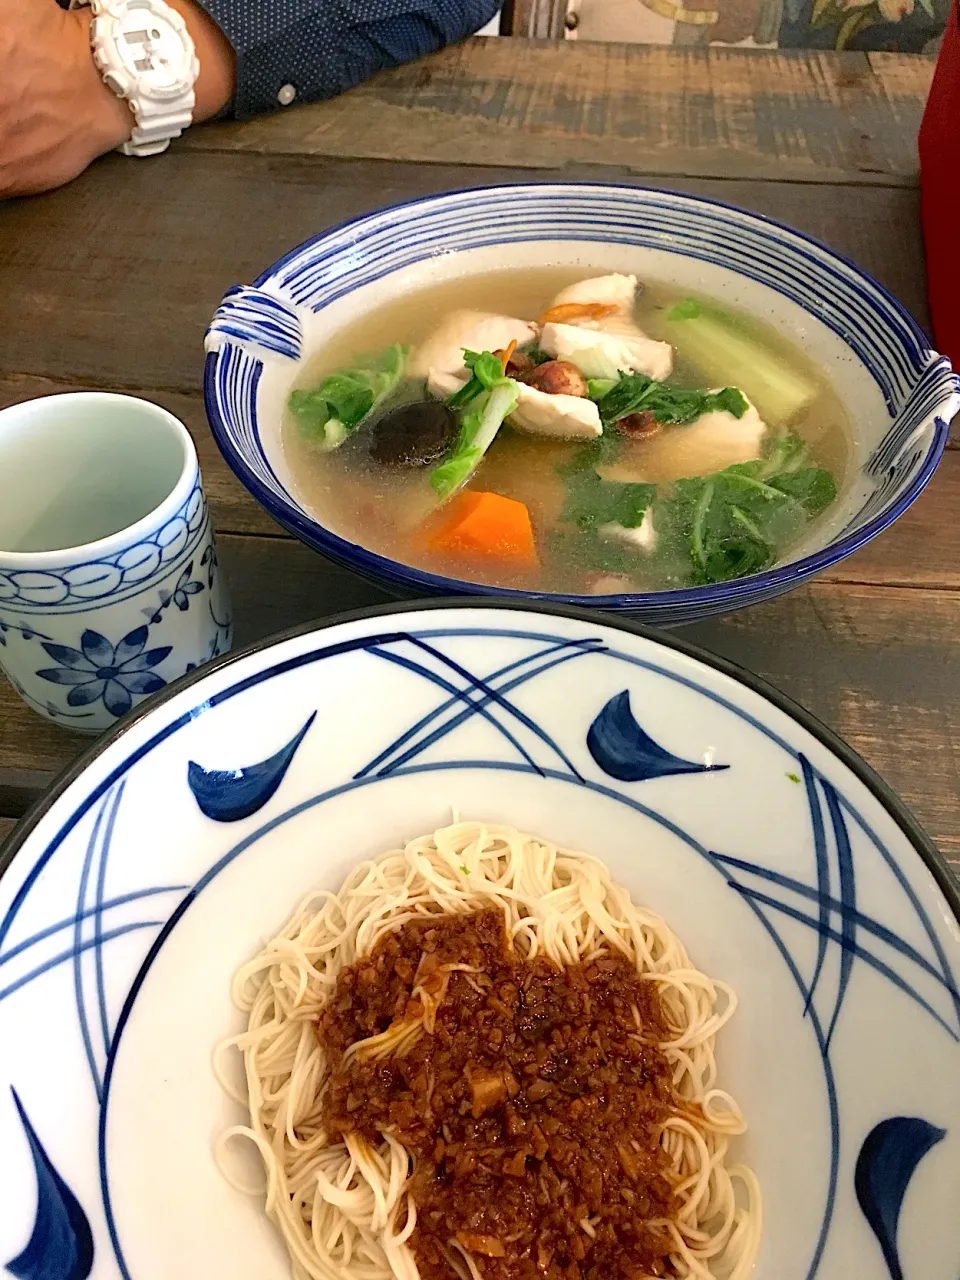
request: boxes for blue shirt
[197,0,500,119]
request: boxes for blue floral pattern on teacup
[35,627,172,719]
[142,561,205,625]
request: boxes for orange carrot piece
[499,339,518,373]
[538,302,619,327]
[427,491,538,565]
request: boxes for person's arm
[0,0,234,199]
[0,0,496,199]
[190,0,500,119]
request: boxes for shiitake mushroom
[367,400,459,467]
[523,360,587,398]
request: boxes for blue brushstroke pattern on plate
[854,1115,947,1280]
[587,689,728,782]
[7,1088,93,1280]
[187,710,317,821]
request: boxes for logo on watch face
[116,6,191,95]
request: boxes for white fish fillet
[600,397,768,484]
[598,508,657,552]
[550,274,638,313]
[541,322,674,383]
[508,383,602,440]
[409,311,537,380]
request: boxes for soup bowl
[1,601,959,1279]
[203,184,959,625]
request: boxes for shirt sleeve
[196,0,501,119]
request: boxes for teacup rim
[0,392,197,571]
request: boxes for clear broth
[282,269,852,593]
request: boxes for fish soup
[281,269,852,594]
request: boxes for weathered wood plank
[3,536,959,870]
[179,42,931,187]
[0,152,931,396]
[818,453,960,590]
[2,373,956,586]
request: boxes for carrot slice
[498,338,518,373]
[427,491,538,565]
[538,302,619,327]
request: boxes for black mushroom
[523,360,588,398]
[367,400,459,467]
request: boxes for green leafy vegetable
[559,430,838,586]
[593,373,749,429]
[431,352,519,500]
[523,347,552,368]
[586,378,618,402]
[561,469,656,532]
[289,344,407,449]
[656,435,837,584]
[769,467,838,515]
[446,350,506,410]
[662,302,816,424]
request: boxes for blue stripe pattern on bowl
[203,184,959,625]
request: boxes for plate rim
[2,596,958,930]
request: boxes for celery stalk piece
[663,304,817,426]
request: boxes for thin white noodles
[214,822,761,1279]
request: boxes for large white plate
[1,601,958,1280]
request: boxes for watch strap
[122,96,196,157]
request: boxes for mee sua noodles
[283,270,849,594]
[215,824,761,1280]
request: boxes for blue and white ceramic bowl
[0,601,958,1280]
[203,184,958,626]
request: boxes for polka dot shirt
[198,0,501,119]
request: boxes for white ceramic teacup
[0,392,232,731]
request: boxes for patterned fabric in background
[198,0,499,117]
[618,0,948,49]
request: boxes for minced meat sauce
[319,910,679,1280]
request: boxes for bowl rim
[203,181,957,612]
[2,597,958,933]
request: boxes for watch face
[114,1,192,98]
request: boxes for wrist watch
[73,0,200,157]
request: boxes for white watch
[79,0,200,157]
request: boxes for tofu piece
[598,508,657,553]
[541,321,673,383]
[409,311,537,380]
[600,396,768,484]
[551,274,638,313]
[508,383,602,440]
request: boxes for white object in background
[77,0,199,156]
[0,393,232,731]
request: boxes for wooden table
[0,40,956,880]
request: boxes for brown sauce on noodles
[319,909,681,1279]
